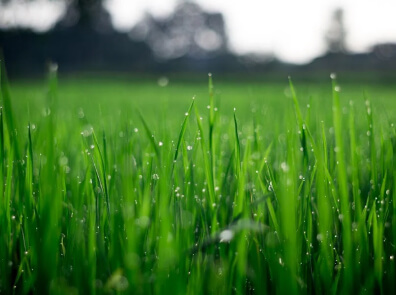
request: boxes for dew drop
[219,230,234,242]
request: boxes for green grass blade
[331,76,353,292]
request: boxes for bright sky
[1,0,396,64]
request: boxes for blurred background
[1,0,396,79]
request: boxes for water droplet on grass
[268,182,273,191]
[280,162,289,172]
[136,216,150,228]
[59,156,68,166]
[77,108,85,118]
[157,76,169,87]
[42,108,51,117]
[219,230,234,242]
[49,62,58,73]
[81,126,93,137]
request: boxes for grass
[1,66,396,294]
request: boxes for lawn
[1,70,396,294]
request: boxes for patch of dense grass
[1,67,396,294]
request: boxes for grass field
[1,68,396,294]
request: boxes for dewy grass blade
[195,104,215,207]
[36,64,62,294]
[349,101,362,219]
[173,97,195,164]
[92,129,110,216]
[25,122,35,219]
[233,110,241,174]
[0,104,4,199]
[233,109,244,217]
[138,110,160,160]
[208,73,215,152]
[316,119,334,290]
[289,77,309,164]
[364,95,378,189]
[288,77,303,128]
[331,75,353,292]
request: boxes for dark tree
[0,0,157,75]
[0,0,112,32]
[130,1,228,59]
[325,8,347,53]
[56,0,112,32]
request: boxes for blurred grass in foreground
[1,67,396,294]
